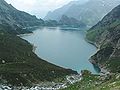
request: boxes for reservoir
[22,27,98,73]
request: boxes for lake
[22,27,98,73]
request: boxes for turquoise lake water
[22,27,98,73]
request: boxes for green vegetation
[86,5,120,73]
[86,29,100,42]
[0,0,78,87]
[107,58,120,73]
[0,25,77,86]
[62,70,120,90]
[79,5,120,90]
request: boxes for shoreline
[84,37,98,48]
[20,27,101,74]
[85,36,110,74]
[19,32,79,74]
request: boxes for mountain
[45,0,120,27]
[44,0,88,21]
[0,0,44,34]
[86,5,120,73]
[59,15,86,28]
[0,0,77,86]
[44,20,59,26]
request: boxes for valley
[0,0,120,89]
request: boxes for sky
[5,0,76,18]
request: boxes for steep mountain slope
[0,0,77,86]
[0,0,44,34]
[65,0,120,26]
[44,0,88,21]
[45,0,120,26]
[86,5,120,73]
[59,15,86,28]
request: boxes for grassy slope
[86,5,120,73]
[0,25,77,86]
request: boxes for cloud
[6,0,36,11]
[5,0,74,18]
